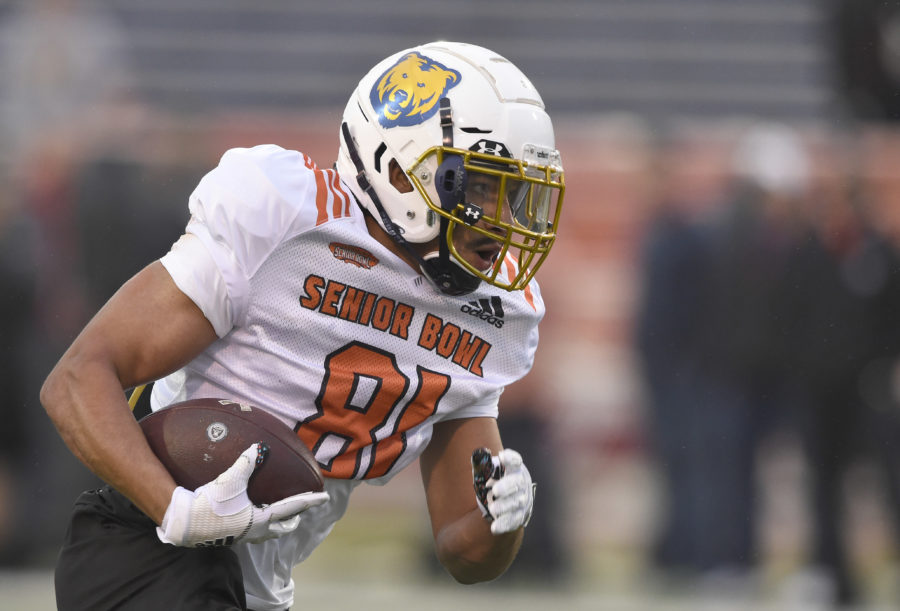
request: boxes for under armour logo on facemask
[462,202,484,225]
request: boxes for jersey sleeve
[441,387,502,421]
[456,279,543,421]
[160,145,324,335]
[160,233,232,337]
[433,279,544,424]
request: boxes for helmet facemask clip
[436,147,483,225]
[418,98,483,295]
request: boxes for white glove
[471,447,536,535]
[157,443,330,547]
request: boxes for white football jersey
[151,144,544,610]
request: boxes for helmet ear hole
[387,158,414,194]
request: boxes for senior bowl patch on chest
[329,242,379,269]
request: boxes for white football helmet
[336,41,564,295]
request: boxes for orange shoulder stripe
[313,169,329,226]
[330,171,352,217]
[326,169,349,219]
[503,255,535,311]
[523,282,535,311]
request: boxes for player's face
[451,173,509,272]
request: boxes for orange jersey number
[296,341,451,479]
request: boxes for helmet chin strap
[339,98,481,296]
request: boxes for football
[138,397,324,505]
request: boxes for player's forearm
[41,353,176,524]
[433,508,524,584]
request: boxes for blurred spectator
[696,124,815,577]
[0,0,138,564]
[0,0,139,340]
[855,139,900,607]
[74,156,194,312]
[638,124,816,586]
[0,192,38,566]
[790,171,900,606]
[634,145,718,575]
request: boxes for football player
[42,41,564,610]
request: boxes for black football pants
[55,486,247,611]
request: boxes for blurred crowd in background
[4,0,900,609]
[636,122,900,607]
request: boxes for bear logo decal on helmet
[370,52,461,128]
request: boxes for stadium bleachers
[91,0,831,122]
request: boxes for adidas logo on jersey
[460,296,505,329]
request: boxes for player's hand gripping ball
[157,443,329,547]
[139,398,329,547]
[471,447,536,535]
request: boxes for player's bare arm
[419,416,523,583]
[40,261,218,524]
